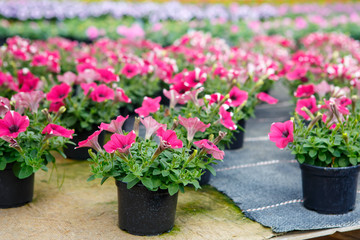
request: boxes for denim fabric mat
[210,84,360,233]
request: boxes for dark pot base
[300,163,360,214]
[0,163,34,208]
[199,168,212,186]
[225,119,246,150]
[116,181,178,236]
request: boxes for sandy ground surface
[0,156,274,240]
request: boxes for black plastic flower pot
[300,163,360,214]
[64,128,105,160]
[0,163,34,208]
[199,168,212,186]
[225,119,246,150]
[116,180,178,236]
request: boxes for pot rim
[300,162,360,171]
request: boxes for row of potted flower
[269,32,360,214]
[0,32,282,235]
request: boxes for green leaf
[206,165,216,176]
[297,155,305,164]
[122,173,137,183]
[87,175,96,182]
[161,170,169,177]
[309,150,317,158]
[333,151,341,157]
[141,177,153,189]
[152,169,161,175]
[45,153,55,163]
[151,178,161,189]
[0,160,6,170]
[350,158,358,166]
[127,178,140,189]
[318,152,326,162]
[168,184,179,196]
[101,177,109,185]
[191,180,200,189]
[13,163,33,179]
[339,158,349,167]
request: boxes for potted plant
[0,93,73,208]
[77,114,226,235]
[269,95,360,214]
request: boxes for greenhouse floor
[0,157,273,240]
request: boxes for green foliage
[289,111,360,167]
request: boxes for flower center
[8,125,19,133]
[207,141,215,147]
[59,93,65,98]
[99,94,105,97]
[282,130,289,138]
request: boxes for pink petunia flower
[99,115,128,134]
[295,96,318,120]
[11,91,45,113]
[103,131,136,154]
[256,92,278,104]
[205,93,227,106]
[57,72,77,85]
[219,106,237,130]
[268,120,294,149]
[49,101,65,113]
[193,139,224,160]
[121,63,140,79]
[228,86,248,107]
[135,96,161,118]
[114,87,132,103]
[86,26,99,40]
[90,84,114,102]
[140,116,167,140]
[0,97,10,117]
[0,111,29,138]
[183,68,207,88]
[42,124,74,139]
[80,82,97,96]
[47,83,71,102]
[97,68,119,83]
[294,84,315,98]
[76,130,103,152]
[163,89,189,108]
[156,128,183,150]
[314,80,331,98]
[178,115,210,142]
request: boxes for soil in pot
[64,128,105,160]
[300,163,360,214]
[116,180,178,236]
[225,119,246,150]
[0,163,34,208]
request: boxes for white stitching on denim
[244,199,304,212]
[245,136,269,142]
[217,159,297,172]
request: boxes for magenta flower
[90,84,114,102]
[219,106,237,130]
[269,120,294,149]
[0,111,29,138]
[178,115,210,142]
[205,93,227,106]
[47,83,71,102]
[86,26,99,40]
[80,83,97,96]
[135,96,161,118]
[97,68,119,83]
[76,130,103,152]
[42,124,74,139]
[121,63,140,79]
[140,116,167,140]
[114,87,132,103]
[156,128,183,150]
[14,69,40,92]
[228,86,248,107]
[294,84,315,98]
[49,101,65,113]
[295,96,318,120]
[183,68,207,88]
[163,89,188,108]
[99,115,129,134]
[11,91,45,113]
[103,131,136,154]
[193,139,224,160]
[0,97,10,118]
[256,92,278,105]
